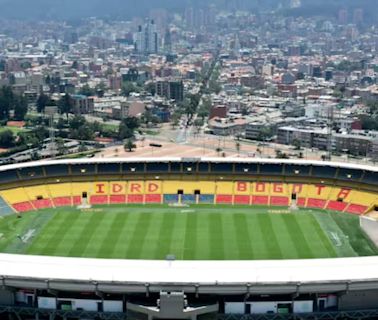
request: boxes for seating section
[0,196,14,216]
[0,187,34,212]
[0,179,376,215]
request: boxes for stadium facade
[0,158,377,320]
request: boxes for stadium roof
[0,254,378,292]
[0,157,377,173]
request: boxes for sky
[0,0,375,21]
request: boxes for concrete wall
[360,216,378,247]
[339,290,378,310]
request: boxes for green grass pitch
[0,205,376,260]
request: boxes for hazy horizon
[0,0,376,21]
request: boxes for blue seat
[199,195,214,204]
[164,194,179,203]
[182,195,196,203]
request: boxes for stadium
[0,157,377,320]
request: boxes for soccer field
[0,205,376,260]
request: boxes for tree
[292,139,302,150]
[71,61,79,70]
[235,142,241,156]
[78,84,95,97]
[124,139,136,152]
[144,82,156,96]
[95,82,107,97]
[0,130,15,148]
[58,94,73,119]
[194,118,204,134]
[13,96,28,120]
[0,86,14,120]
[69,115,86,130]
[121,82,139,97]
[118,117,140,140]
[36,93,50,113]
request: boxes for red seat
[307,198,326,209]
[72,196,82,205]
[252,195,269,205]
[13,202,34,212]
[345,204,368,215]
[270,196,289,206]
[53,197,72,207]
[297,198,306,207]
[32,199,53,209]
[90,195,108,205]
[326,201,347,212]
[233,195,250,205]
[145,194,162,203]
[127,194,144,203]
[216,194,232,204]
[109,195,126,204]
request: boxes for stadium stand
[0,170,19,183]
[18,167,44,180]
[97,163,121,174]
[47,183,72,207]
[24,185,53,209]
[164,194,179,203]
[0,187,34,212]
[0,196,14,216]
[44,164,69,177]
[146,162,169,173]
[0,160,376,216]
[0,180,376,214]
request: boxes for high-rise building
[163,28,172,54]
[135,20,159,55]
[338,8,348,25]
[156,79,184,102]
[290,0,301,9]
[353,8,364,25]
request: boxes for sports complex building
[0,158,377,320]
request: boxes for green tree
[69,115,86,130]
[124,139,136,152]
[236,142,241,156]
[118,117,140,139]
[20,61,32,69]
[144,82,156,96]
[121,82,140,97]
[36,93,50,113]
[0,130,15,148]
[95,82,107,97]
[0,86,14,120]
[13,96,28,120]
[78,84,95,97]
[58,94,73,119]
[194,118,204,134]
